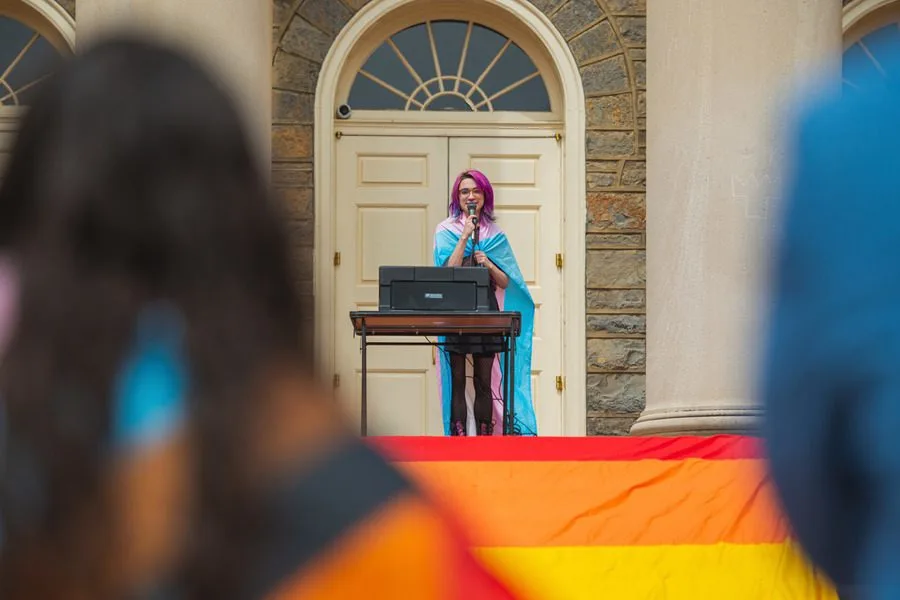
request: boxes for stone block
[299,0,353,36]
[586,233,643,249]
[272,164,314,187]
[581,55,629,95]
[628,48,646,60]
[273,0,295,29]
[587,191,645,231]
[294,246,315,280]
[586,130,635,157]
[587,160,621,172]
[273,50,321,93]
[586,416,638,436]
[276,187,313,220]
[586,250,646,287]
[298,317,316,353]
[281,16,333,62]
[605,0,646,13]
[587,374,646,414]
[552,0,604,39]
[616,17,646,46]
[273,26,281,53]
[57,0,75,18]
[637,128,646,149]
[273,90,314,123]
[586,172,616,188]
[570,20,619,65]
[636,90,646,116]
[288,219,315,248]
[621,160,646,186]
[586,93,634,129]
[587,314,646,335]
[633,60,646,88]
[273,125,313,160]
[528,0,567,14]
[343,0,373,10]
[586,289,645,312]
[587,338,645,371]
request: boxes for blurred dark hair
[0,37,310,599]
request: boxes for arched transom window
[842,20,900,92]
[348,19,551,112]
[0,15,63,106]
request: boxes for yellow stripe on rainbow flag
[480,543,835,599]
[373,435,837,600]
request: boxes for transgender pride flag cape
[433,216,537,436]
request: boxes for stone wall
[555,0,646,435]
[271,0,647,435]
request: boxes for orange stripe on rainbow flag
[372,435,838,600]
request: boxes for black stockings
[449,352,494,426]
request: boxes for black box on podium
[378,266,490,312]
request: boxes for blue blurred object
[111,303,188,450]
[763,37,900,600]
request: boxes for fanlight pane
[0,17,63,106]
[431,20,468,82]
[347,19,551,113]
[392,24,437,84]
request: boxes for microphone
[466,200,478,227]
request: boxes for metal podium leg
[360,322,367,437]
[503,337,511,435]
[509,330,516,435]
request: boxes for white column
[76,0,272,168]
[632,0,842,435]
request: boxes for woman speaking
[433,170,537,437]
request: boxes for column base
[629,405,762,436]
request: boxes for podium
[349,311,521,436]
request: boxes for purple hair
[449,169,495,222]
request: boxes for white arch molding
[843,0,900,44]
[0,0,75,51]
[314,0,588,436]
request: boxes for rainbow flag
[374,435,837,599]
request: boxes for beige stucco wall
[75,0,272,168]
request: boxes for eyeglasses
[458,187,483,197]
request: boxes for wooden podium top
[350,311,521,337]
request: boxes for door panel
[449,137,563,435]
[334,136,448,435]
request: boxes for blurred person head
[762,61,900,596]
[0,36,343,599]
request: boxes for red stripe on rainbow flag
[369,433,763,462]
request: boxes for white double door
[334,134,563,436]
